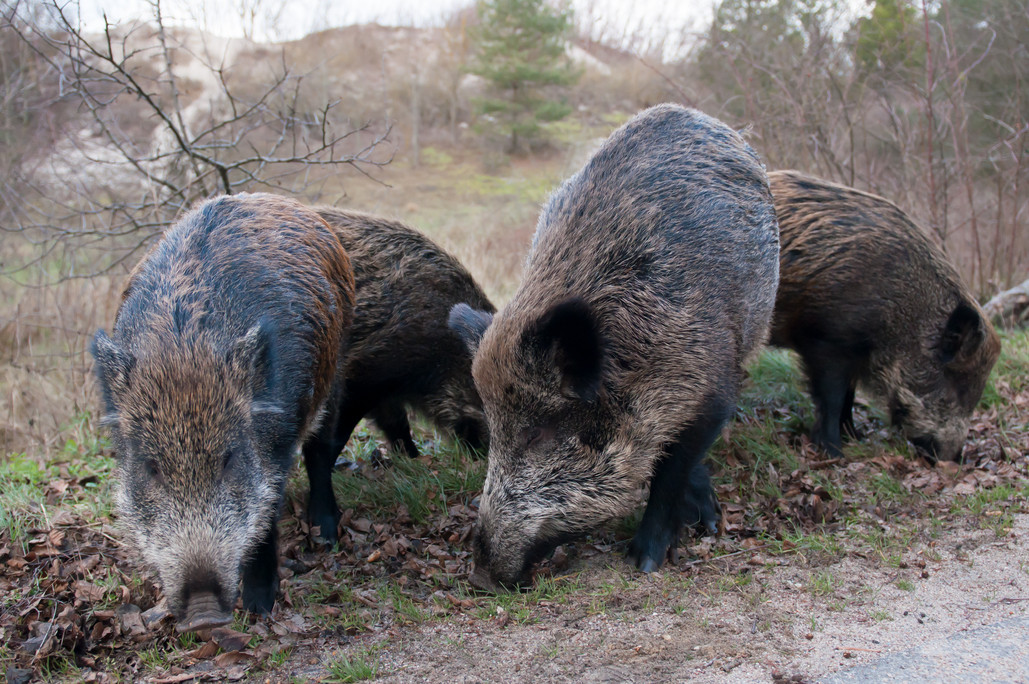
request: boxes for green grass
[950,481,1028,537]
[706,350,815,504]
[769,528,845,562]
[296,574,373,634]
[464,573,585,624]
[866,471,912,507]
[846,520,919,564]
[717,571,754,592]
[137,643,175,671]
[315,424,485,525]
[35,654,81,682]
[0,454,56,543]
[980,329,1029,410]
[419,146,454,167]
[177,632,200,649]
[809,570,839,597]
[325,648,380,683]
[538,641,562,659]
[0,418,116,550]
[453,168,559,204]
[715,419,801,501]
[954,482,1028,516]
[266,647,292,669]
[743,348,811,410]
[379,582,429,625]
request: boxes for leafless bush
[681,0,1028,296]
[1,0,392,283]
[0,0,393,453]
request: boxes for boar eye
[144,459,163,484]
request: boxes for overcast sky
[77,0,719,50]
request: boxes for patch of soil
[347,514,1029,684]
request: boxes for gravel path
[823,615,1029,683]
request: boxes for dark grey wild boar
[317,208,494,456]
[303,208,493,542]
[768,170,1002,461]
[449,104,780,588]
[93,193,355,631]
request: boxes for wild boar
[305,208,492,543]
[768,170,1001,461]
[449,104,780,588]
[93,193,355,631]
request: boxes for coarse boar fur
[449,104,780,588]
[768,170,1002,461]
[93,193,355,631]
[303,207,493,541]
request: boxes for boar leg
[628,399,732,573]
[240,520,280,614]
[369,401,420,458]
[806,355,857,457]
[304,419,345,545]
[683,459,720,536]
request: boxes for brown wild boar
[768,170,1001,461]
[93,193,355,631]
[449,104,780,588]
[305,208,493,541]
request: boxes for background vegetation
[0,0,1027,680]
[1,0,1026,453]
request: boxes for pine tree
[854,0,924,78]
[470,0,580,153]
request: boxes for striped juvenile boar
[449,105,780,588]
[93,193,355,631]
[768,170,1001,461]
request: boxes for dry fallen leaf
[213,650,255,668]
[211,626,252,652]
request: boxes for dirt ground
[277,514,1028,683]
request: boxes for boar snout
[175,593,232,633]
[910,433,965,464]
[468,564,504,593]
[174,570,234,633]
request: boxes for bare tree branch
[1,0,393,286]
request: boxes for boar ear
[534,297,603,402]
[939,302,985,365]
[230,319,279,398]
[91,330,134,417]
[448,303,494,355]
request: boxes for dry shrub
[0,272,123,453]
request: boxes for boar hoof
[241,578,278,615]
[627,532,674,574]
[686,500,721,537]
[309,516,339,546]
[814,436,844,459]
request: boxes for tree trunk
[983,278,1029,330]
